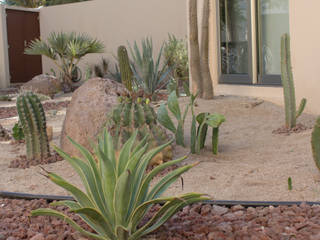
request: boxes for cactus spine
[107,97,172,163]
[118,46,133,92]
[281,33,306,129]
[312,117,320,171]
[16,92,50,160]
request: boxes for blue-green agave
[31,130,208,240]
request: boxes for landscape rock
[61,78,128,157]
[21,74,61,97]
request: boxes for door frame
[0,6,40,88]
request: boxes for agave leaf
[117,132,137,176]
[157,104,176,133]
[51,200,80,209]
[114,170,132,226]
[47,172,94,208]
[135,156,187,207]
[31,208,106,240]
[190,116,197,154]
[73,207,116,239]
[167,92,181,120]
[175,122,185,147]
[147,164,194,200]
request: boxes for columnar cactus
[118,45,133,92]
[107,97,172,164]
[281,33,307,129]
[312,117,320,172]
[16,92,50,160]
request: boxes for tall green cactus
[118,45,133,92]
[312,117,320,171]
[16,92,50,160]
[281,33,307,129]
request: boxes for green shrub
[32,130,208,240]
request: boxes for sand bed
[0,95,319,201]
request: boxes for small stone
[7,237,17,240]
[231,205,244,212]
[211,205,228,216]
[0,233,5,240]
[30,233,45,240]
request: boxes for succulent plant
[312,117,320,172]
[281,33,307,129]
[118,46,133,92]
[32,130,209,240]
[16,92,50,160]
[107,97,172,165]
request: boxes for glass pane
[260,0,289,75]
[220,0,249,75]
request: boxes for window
[219,0,289,85]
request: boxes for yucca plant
[128,38,172,99]
[25,32,104,92]
[32,130,208,240]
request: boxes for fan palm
[25,32,104,92]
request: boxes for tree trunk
[188,0,203,96]
[200,0,214,99]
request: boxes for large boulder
[22,74,61,97]
[60,78,128,157]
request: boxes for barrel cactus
[16,92,50,160]
[106,97,172,164]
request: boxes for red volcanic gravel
[0,101,70,119]
[1,199,320,239]
[272,123,310,135]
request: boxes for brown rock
[21,74,61,97]
[60,78,128,157]
[30,233,45,240]
[211,205,228,216]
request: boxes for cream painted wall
[0,5,10,88]
[290,0,320,115]
[40,0,187,75]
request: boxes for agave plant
[32,130,208,240]
[128,38,172,98]
[25,32,104,92]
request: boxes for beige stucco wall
[0,5,10,88]
[290,0,320,115]
[40,0,187,75]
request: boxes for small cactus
[107,97,172,164]
[16,92,50,160]
[312,117,320,171]
[281,33,307,129]
[118,46,133,92]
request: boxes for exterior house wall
[39,0,187,75]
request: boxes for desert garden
[1,1,320,240]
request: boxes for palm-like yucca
[129,38,172,98]
[32,130,208,240]
[25,32,104,92]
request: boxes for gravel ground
[1,198,320,240]
[0,101,70,119]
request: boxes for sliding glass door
[219,0,252,84]
[258,0,289,84]
[219,0,289,85]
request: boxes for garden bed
[0,95,318,202]
[1,198,320,239]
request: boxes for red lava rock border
[272,123,310,135]
[1,198,320,240]
[9,152,64,169]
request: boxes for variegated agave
[32,130,208,240]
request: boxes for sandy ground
[0,95,319,202]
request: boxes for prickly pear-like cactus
[281,33,306,129]
[107,97,172,164]
[118,46,133,92]
[16,92,50,160]
[312,117,320,172]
